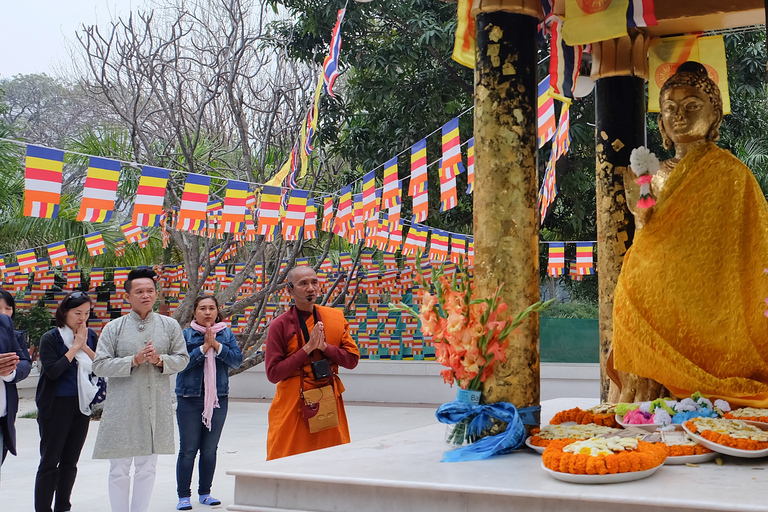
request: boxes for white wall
[228,360,600,404]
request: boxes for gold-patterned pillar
[592,31,648,402]
[472,0,543,416]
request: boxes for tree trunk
[474,9,540,415]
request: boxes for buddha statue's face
[659,85,717,147]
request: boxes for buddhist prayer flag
[547,17,582,102]
[77,156,121,222]
[121,223,143,244]
[388,199,401,230]
[648,35,730,114]
[569,260,583,281]
[381,157,400,210]
[352,194,365,243]
[441,117,464,176]
[257,186,282,236]
[467,239,474,265]
[47,242,69,268]
[450,234,466,264]
[561,0,629,46]
[282,189,309,240]
[386,221,403,254]
[538,77,556,148]
[304,199,318,240]
[452,0,476,68]
[133,166,169,227]
[16,249,38,274]
[84,231,106,256]
[219,180,249,234]
[323,8,346,97]
[362,171,377,220]
[429,229,449,262]
[409,138,428,197]
[114,240,126,257]
[554,104,571,160]
[24,145,64,218]
[403,224,428,256]
[547,242,565,277]
[90,268,104,289]
[466,137,474,194]
[539,156,558,223]
[438,158,458,212]
[321,196,334,232]
[576,242,595,275]
[626,0,657,28]
[177,173,211,232]
[334,185,353,238]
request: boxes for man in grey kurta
[93,268,189,512]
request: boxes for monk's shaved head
[287,265,316,285]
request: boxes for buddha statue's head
[658,61,723,150]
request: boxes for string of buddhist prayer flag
[321,196,334,232]
[281,189,308,240]
[256,185,282,237]
[429,229,449,262]
[303,199,318,240]
[576,241,595,275]
[322,8,346,97]
[381,157,400,210]
[362,171,376,220]
[538,76,556,148]
[47,242,69,268]
[466,137,474,194]
[409,138,428,197]
[77,156,121,223]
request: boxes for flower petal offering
[529,424,620,448]
[725,407,768,423]
[542,437,667,475]
[684,418,768,450]
[615,394,727,428]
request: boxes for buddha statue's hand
[629,147,660,209]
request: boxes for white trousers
[108,455,158,512]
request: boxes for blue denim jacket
[175,326,243,397]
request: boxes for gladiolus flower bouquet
[390,258,552,393]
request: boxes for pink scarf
[190,320,228,430]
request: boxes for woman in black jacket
[34,291,98,512]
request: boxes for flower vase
[445,389,481,448]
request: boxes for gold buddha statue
[611,62,768,406]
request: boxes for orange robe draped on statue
[614,142,768,407]
[265,305,360,460]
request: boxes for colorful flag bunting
[323,8,346,97]
[382,157,400,209]
[256,186,282,237]
[538,77,556,148]
[84,231,107,256]
[441,117,465,176]
[282,189,309,240]
[304,199,318,240]
[121,223,143,244]
[16,249,38,274]
[77,156,121,222]
[466,137,474,195]
[24,145,64,218]
[450,234,466,264]
[429,229,449,262]
[626,0,657,28]
[569,260,583,281]
[438,158,458,212]
[90,268,104,289]
[548,17,583,102]
[177,173,211,232]
[132,166,169,227]
[561,0,629,46]
[362,170,377,220]
[409,138,428,197]
[452,0,476,68]
[547,242,565,277]
[47,242,69,267]
[576,242,595,275]
[333,185,353,238]
[352,194,365,243]
[321,196,334,232]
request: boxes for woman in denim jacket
[175,294,242,510]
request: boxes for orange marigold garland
[542,439,667,475]
[725,407,768,423]
[549,407,620,428]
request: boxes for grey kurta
[92,311,189,459]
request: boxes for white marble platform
[227,398,768,512]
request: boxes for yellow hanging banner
[452,0,476,69]
[561,0,628,46]
[648,35,730,115]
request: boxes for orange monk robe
[265,305,360,460]
[614,142,768,407]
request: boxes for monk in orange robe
[265,265,360,460]
[613,62,768,406]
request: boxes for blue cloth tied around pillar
[435,400,541,462]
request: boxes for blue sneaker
[177,497,192,510]
[199,495,221,506]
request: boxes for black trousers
[34,396,90,512]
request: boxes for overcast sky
[0,0,151,78]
